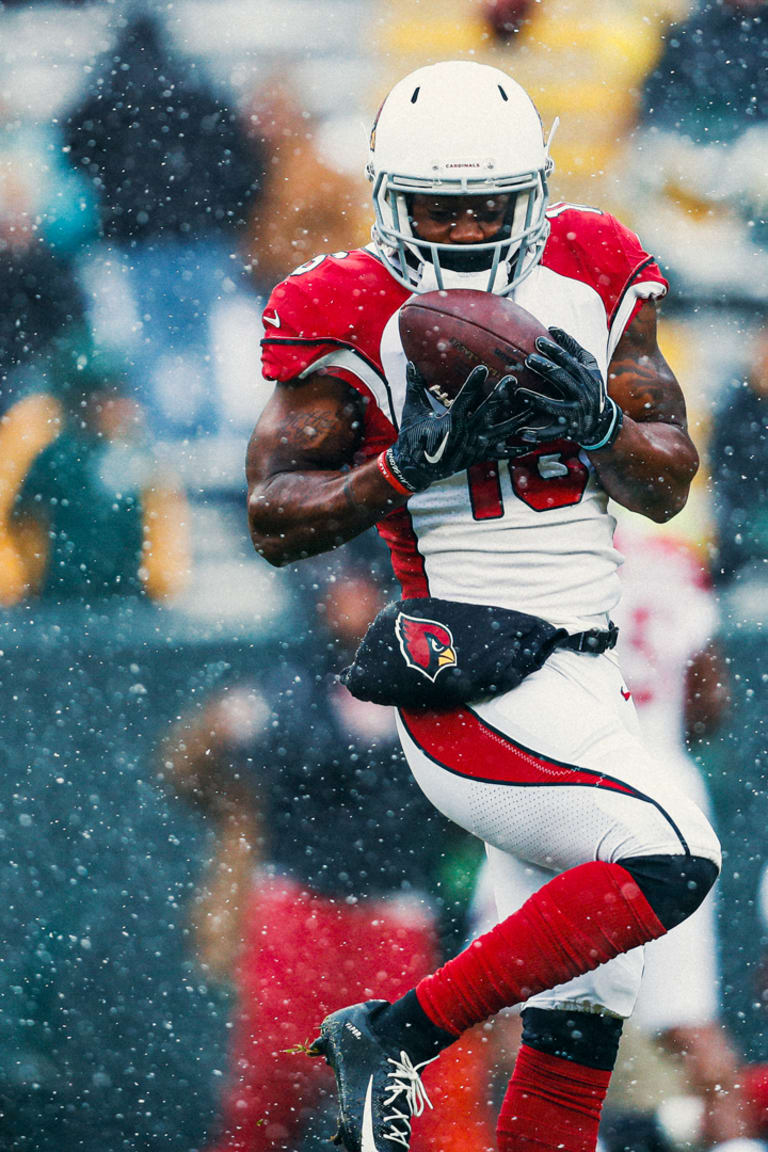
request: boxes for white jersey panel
[513,263,611,377]
[379,265,623,630]
[379,308,410,428]
[404,468,619,630]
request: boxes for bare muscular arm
[591,300,699,521]
[247,374,408,566]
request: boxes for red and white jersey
[613,524,717,757]
[261,206,668,630]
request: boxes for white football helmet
[367,60,557,295]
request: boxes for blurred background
[1,0,767,1149]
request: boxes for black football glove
[385,363,530,493]
[516,327,623,451]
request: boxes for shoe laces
[381,1051,433,1147]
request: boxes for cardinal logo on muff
[395,612,458,682]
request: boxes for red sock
[416,860,665,1035]
[497,1044,612,1152]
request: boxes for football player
[246,61,721,1152]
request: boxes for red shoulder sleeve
[543,206,668,356]
[260,249,406,457]
[261,249,406,379]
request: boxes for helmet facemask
[371,168,552,294]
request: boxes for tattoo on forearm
[609,355,684,425]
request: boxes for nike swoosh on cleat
[361,1075,378,1152]
[424,430,450,465]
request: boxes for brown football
[398,288,553,411]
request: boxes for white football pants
[396,646,721,1020]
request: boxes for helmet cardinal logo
[395,613,458,682]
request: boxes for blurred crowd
[1,1,768,1151]
[2,0,768,612]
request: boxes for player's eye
[478,200,507,222]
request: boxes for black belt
[560,621,619,654]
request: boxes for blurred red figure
[470,522,751,1147]
[162,566,496,1152]
[215,878,494,1151]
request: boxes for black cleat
[309,1000,433,1151]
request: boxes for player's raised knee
[620,852,720,931]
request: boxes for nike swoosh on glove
[385,363,531,494]
[516,327,623,451]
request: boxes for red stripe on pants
[400,706,641,795]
